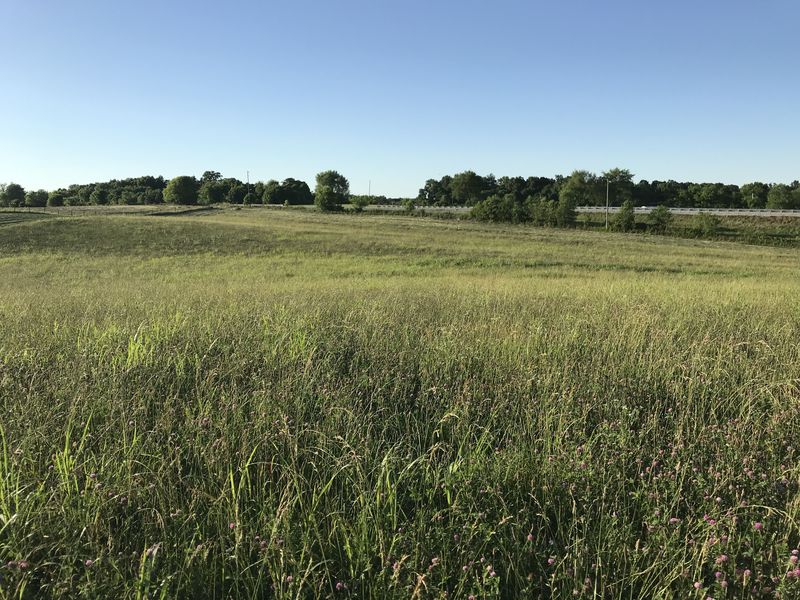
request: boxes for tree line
[2,168,798,212]
[419,169,800,211]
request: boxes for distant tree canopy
[3,169,798,212]
[444,168,800,224]
[314,170,349,211]
[0,183,26,207]
[263,178,314,205]
[25,189,49,207]
[164,176,200,205]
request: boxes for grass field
[1,208,799,598]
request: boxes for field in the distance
[1,208,799,599]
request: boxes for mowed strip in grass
[1,209,799,599]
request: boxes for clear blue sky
[2,0,798,196]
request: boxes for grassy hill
[1,209,798,598]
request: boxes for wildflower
[694,581,703,589]
[753,522,763,531]
[285,575,293,583]
[18,560,30,570]
[84,559,94,567]
[335,582,345,591]
[527,533,534,542]
[669,517,680,525]
[790,555,798,565]
[715,571,723,579]
[716,555,728,564]
[547,558,555,566]
[720,580,728,589]
[228,522,236,530]
[743,569,752,579]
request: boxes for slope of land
[1,209,799,598]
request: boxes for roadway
[369,205,800,218]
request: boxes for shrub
[613,200,636,232]
[693,212,721,237]
[649,205,672,234]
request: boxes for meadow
[1,207,799,599]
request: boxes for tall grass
[1,209,798,598]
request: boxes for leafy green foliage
[648,205,673,233]
[613,199,636,232]
[198,180,227,205]
[1,182,25,207]
[349,195,370,213]
[450,170,485,206]
[767,184,797,209]
[24,189,49,207]
[314,170,349,211]
[163,176,200,205]
[47,189,67,207]
[693,212,722,236]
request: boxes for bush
[693,212,721,237]
[649,205,672,234]
[350,196,370,213]
[528,197,556,226]
[613,200,636,232]
[164,176,200,205]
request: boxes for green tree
[281,178,314,205]
[555,171,594,227]
[528,197,556,226]
[349,195,370,213]
[226,184,247,204]
[417,177,453,206]
[602,168,634,206]
[693,212,721,237]
[199,181,226,205]
[314,185,338,212]
[314,171,349,211]
[648,205,672,233]
[560,171,597,207]
[613,199,636,232]
[90,187,109,205]
[3,182,25,207]
[25,189,49,207]
[766,184,795,209]
[740,183,768,208]
[48,189,67,207]
[243,192,256,205]
[163,176,199,205]
[201,170,222,183]
[450,171,484,206]
[262,180,282,204]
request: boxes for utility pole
[605,178,610,230]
